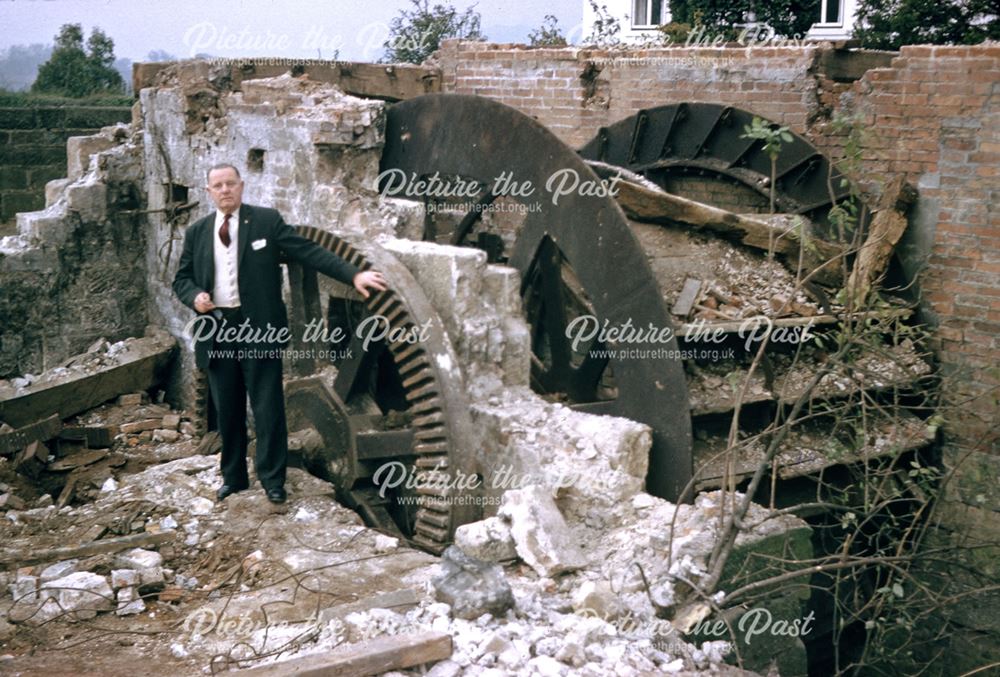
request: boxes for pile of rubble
[2,447,783,676]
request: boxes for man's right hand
[194,292,216,313]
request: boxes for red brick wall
[845,45,1000,453]
[436,40,824,149]
[437,40,1000,453]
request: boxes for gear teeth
[298,227,459,554]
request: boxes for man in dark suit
[173,163,387,504]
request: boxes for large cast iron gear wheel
[282,229,480,554]
[381,94,694,502]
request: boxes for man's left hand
[353,270,388,299]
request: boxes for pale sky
[0,0,585,62]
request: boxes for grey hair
[206,163,241,183]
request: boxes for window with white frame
[818,0,844,25]
[632,0,663,28]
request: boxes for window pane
[651,0,662,24]
[825,0,842,23]
[634,0,648,25]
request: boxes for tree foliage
[668,0,821,39]
[528,15,567,47]
[383,1,484,64]
[32,24,124,97]
[855,0,1000,50]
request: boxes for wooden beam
[846,175,916,305]
[0,331,176,429]
[0,414,61,457]
[0,530,177,567]
[614,181,844,283]
[132,60,441,102]
[234,631,452,676]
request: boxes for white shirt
[212,206,241,308]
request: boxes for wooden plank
[56,472,80,508]
[671,278,702,318]
[614,181,844,282]
[0,332,176,429]
[0,530,176,567]
[0,414,61,456]
[48,449,109,472]
[235,631,452,676]
[14,440,47,478]
[60,424,118,448]
[679,307,912,337]
[846,175,916,305]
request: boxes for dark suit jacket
[172,204,360,368]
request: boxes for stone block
[67,135,117,180]
[66,181,107,222]
[153,429,180,443]
[39,560,79,583]
[115,586,146,616]
[432,546,514,620]
[382,238,487,340]
[498,485,587,577]
[40,571,115,621]
[571,580,624,620]
[8,573,38,604]
[114,548,163,570]
[110,569,141,590]
[720,526,814,600]
[45,178,72,207]
[16,209,69,243]
[454,516,517,562]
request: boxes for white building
[581,0,859,44]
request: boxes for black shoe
[265,487,287,504]
[216,483,247,501]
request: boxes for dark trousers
[206,308,288,490]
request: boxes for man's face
[206,167,244,213]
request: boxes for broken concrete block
[66,181,107,222]
[432,546,514,620]
[161,414,181,430]
[137,566,165,592]
[114,548,163,571]
[498,486,587,577]
[45,178,72,207]
[454,516,517,563]
[16,210,71,244]
[118,393,143,406]
[67,134,116,180]
[115,586,146,616]
[41,571,115,620]
[110,569,140,590]
[39,560,79,583]
[571,580,624,620]
[152,429,180,443]
[374,534,399,553]
[8,574,38,604]
[0,493,26,511]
